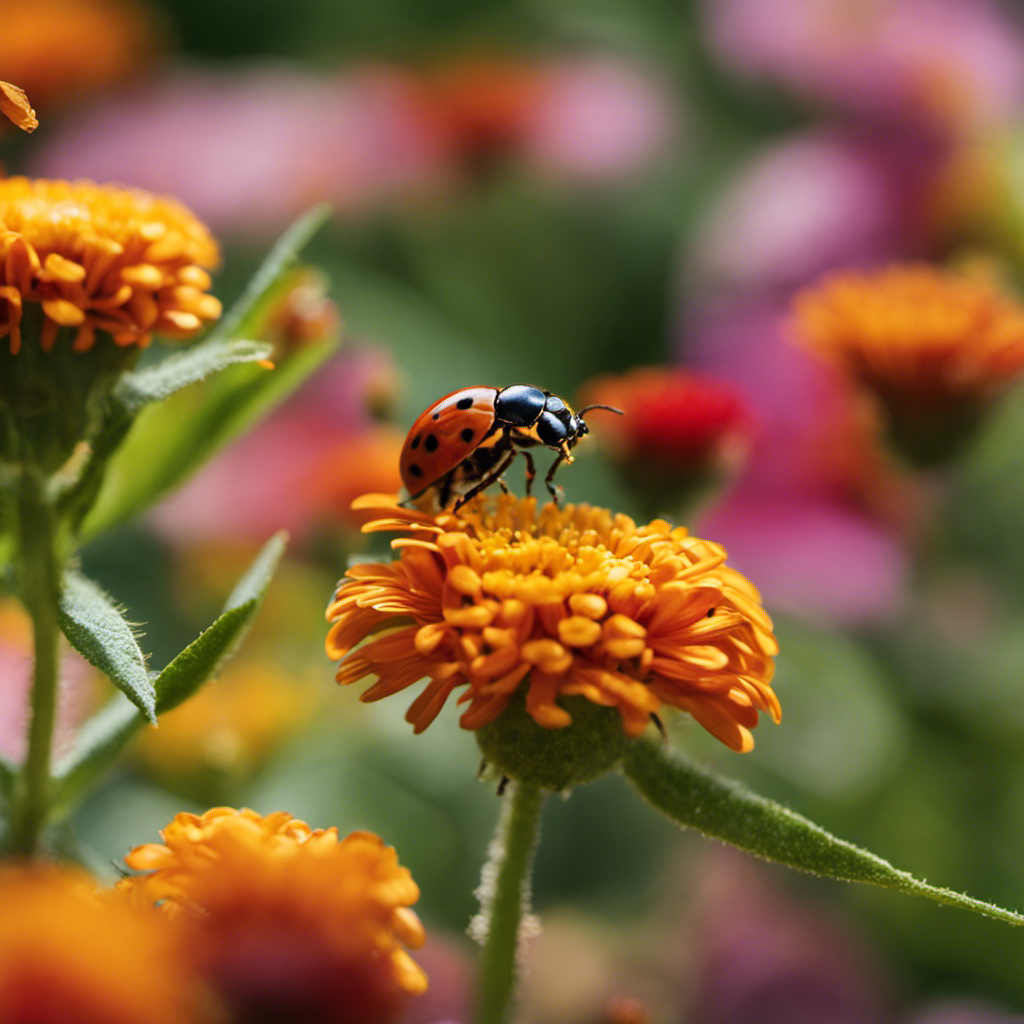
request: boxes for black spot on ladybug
[707,608,715,617]
[410,434,421,450]
[408,464,423,477]
[456,396,474,410]
[425,434,439,453]
[461,428,474,443]
[432,412,440,421]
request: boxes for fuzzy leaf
[115,338,273,412]
[51,695,140,815]
[622,739,1024,926]
[153,531,286,714]
[77,206,335,541]
[51,532,287,817]
[57,570,155,722]
[212,204,333,343]
[80,332,336,540]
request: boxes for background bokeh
[7,0,1024,1021]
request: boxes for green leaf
[57,570,155,722]
[115,338,273,412]
[153,531,287,714]
[0,477,14,572]
[80,335,337,540]
[213,204,333,343]
[622,739,1024,927]
[51,695,140,816]
[55,340,271,534]
[51,532,287,816]
[76,205,335,541]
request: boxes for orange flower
[793,264,1024,407]
[327,494,779,752]
[0,865,200,1024]
[120,807,427,1024]
[0,81,37,132]
[0,0,157,110]
[793,264,1024,463]
[0,177,221,354]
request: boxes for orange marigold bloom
[0,81,37,132]
[0,177,221,355]
[326,494,779,752]
[119,807,427,1024]
[0,865,199,1024]
[793,264,1024,409]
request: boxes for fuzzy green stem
[474,782,547,1024]
[9,467,61,855]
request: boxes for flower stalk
[475,781,547,1024]
[9,464,61,855]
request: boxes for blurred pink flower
[909,1002,1024,1024]
[705,0,1024,134]
[690,121,963,299]
[414,53,677,185]
[700,493,908,625]
[31,63,446,237]
[524,57,678,182]
[691,132,908,294]
[685,848,890,1024]
[0,600,97,764]
[685,299,910,625]
[397,934,472,1024]
[149,347,403,545]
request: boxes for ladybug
[399,384,621,510]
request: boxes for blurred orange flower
[307,425,407,530]
[134,659,319,786]
[0,81,37,132]
[327,494,779,751]
[793,263,1024,462]
[0,177,220,354]
[427,58,543,170]
[795,263,1024,403]
[0,865,200,1024]
[0,0,157,110]
[120,807,427,1024]
[260,267,341,355]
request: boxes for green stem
[9,467,61,856]
[474,782,547,1024]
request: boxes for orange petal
[0,81,37,132]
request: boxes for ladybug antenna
[577,403,624,417]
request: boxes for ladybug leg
[544,453,567,505]
[452,447,518,511]
[521,451,536,496]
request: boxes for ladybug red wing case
[399,386,500,496]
